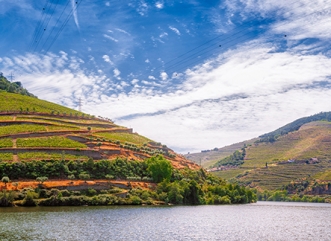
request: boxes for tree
[146,155,173,183]
[79,173,90,183]
[1,176,10,188]
[96,142,102,150]
[36,176,48,184]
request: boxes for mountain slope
[185,112,331,202]
[211,121,331,195]
[0,91,195,169]
[0,91,257,206]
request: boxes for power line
[33,0,60,52]
[40,0,71,52]
[29,1,50,52]
[160,0,306,71]
[161,2,331,75]
[45,0,83,53]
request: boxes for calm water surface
[0,202,331,241]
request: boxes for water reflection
[0,202,330,240]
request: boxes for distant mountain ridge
[258,111,331,143]
[185,112,331,202]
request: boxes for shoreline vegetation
[0,155,257,207]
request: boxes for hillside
[0,91,256,206]
[185,139,257,168]
[0,92,196,168]
[206,119,331,202]
[0,75,35,97]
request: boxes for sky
[1,0,331,153]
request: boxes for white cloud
[71,0,80,29]
[160,32,168,38]
[169,26,180,35]
[131,79,139,85]
[115,28,131,36]
[105,2,110,6]
[103,34,118,42]
[155,2,164,9]
[102,55,113,65]
[113,68,121,77]
[160,72,168,80]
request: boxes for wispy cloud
[103,34,118,42]
[71,0,80,30]
[169,26,180,35]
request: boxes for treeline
[0,75,36,97]
[0,155,257,206]
[257,190,327,203]
[0,158,150,180]
[213,146,246,167]
[258,111,331,143]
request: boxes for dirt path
[12,138,18,162]
[12,138,17,148]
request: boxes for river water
[0,202,330,241]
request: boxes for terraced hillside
[210,121,331,193]
[0,91,258,207]
[0,111,195,170]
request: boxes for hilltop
[186,112,331,203]
[0,74,36,97]
[0,90,256,206]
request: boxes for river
[0,202,331,241]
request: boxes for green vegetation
[0,76,35,97]
[0,124,46,136]
[36,176,48,184]
[0,138,12,148]
[17,152,88,161]
[0,91,82,115]
[213,147,246,167]
[0,116,14,120]
[146,155,173,182]
[258,111,331,143]
[0,153,13,161]
[1,176,10,187]
[16,136,87,148]
[95,132,151,146]
[0,155,256,206]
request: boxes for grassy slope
[0,92,195,169]
[185,138,257,168]
[213,121,331,190]
[0,91,83,115]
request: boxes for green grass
[0,153,13,161]
[16,136,87,148]
[0,116,14,120]
[18,152,89,161]
[239,161,331,190]
[212,168,249,180]
[0,138,12,148]
[0,91,83,115]
[0,124,46,136]
[95,132,151,146]
[244,125,331,168]
[16,116,109,125]
[46,125,80,131]
[313,169,331,181]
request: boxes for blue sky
[1,0,331,153]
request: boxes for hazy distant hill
[186,113,331,200]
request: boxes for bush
[22,191,38,206]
